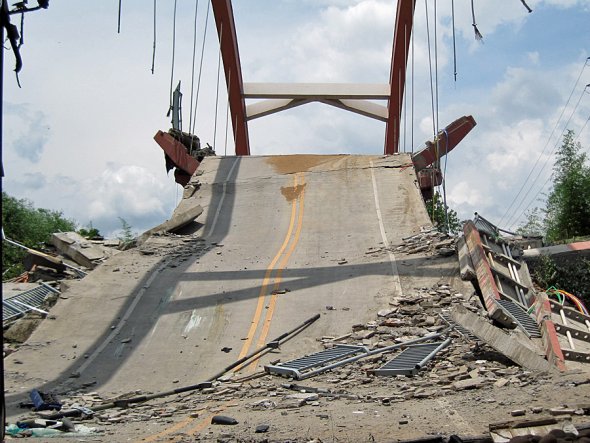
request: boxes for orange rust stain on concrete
[281,183,306,202]
[265,154,348,174]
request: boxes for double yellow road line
[236,173,306,370]
[139,174,306,441]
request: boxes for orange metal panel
[412,115,477,171]
[154,131,200,186]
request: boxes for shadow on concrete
[5,155,450,409]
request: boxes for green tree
[2,192,76,279]
[78,221,102,239]
[516,207,545,237]
[117,217,136,245]
[545,130,590,242]
[425,191,462,235]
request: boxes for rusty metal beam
[154,131,200,187]
[212,0,250,155]
[385,0,415,155]
[412,115,477,171]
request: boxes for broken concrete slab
[523,240,590,263]
[51,232,117,269]
[450,306,554,373]
[136,205,203,246]
[457,235,476,281]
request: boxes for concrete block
[457,235,476,281]
[51,232,116,269]
[450,305,554,373]
[137,205,203,246]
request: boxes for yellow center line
[138,404,207,443]
[175,404,229,440]
[236,174,299,362]
[248,173,306,370]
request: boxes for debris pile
[393,227,456,257]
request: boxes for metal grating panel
[265,345,368,379]
[374,341,449,376]
[440,312,478,342]
[3,283,60,326]
[497,298,541,338]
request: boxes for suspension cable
[424,0,436,140]
[433,0,448,232]
[498,58,589,226]
[167,0,178,117]
[117,0,122,34]
[151,0,157,74]
[470,0,483,40]
[411,17,414,154]
[451,0,457,82]
[506,85,590,229]
[424,0,437,221]
[213,23,223,150]
[191,0,211,136]
[188,0,200,135]
[574,114,590,143]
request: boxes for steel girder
[211,0,250,155]
[385,0,416,155]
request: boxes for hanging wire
[499,59,589,226]
[424,0,436,140]
[167,0,178,117]
[574,114,590,143]
[470,0,483,41]
[520,0,533,13]
[434,0,439,153]
[151,0,157,74]
[424,0,437,221]
[506,85,590,229]
[191,0,211,136]
[411,17,414,154]
[188,0,200,135]
[451,0,457,82]
[433,0,449,233]
[117,0,122,34]
[213,24,223,150]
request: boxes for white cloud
[3,0,589,235]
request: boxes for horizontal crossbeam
[243,83,390,100]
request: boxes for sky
[2,0,590,238]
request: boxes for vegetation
[425,191,462,235]
[117,217,136,246]
[544,130,590,242]
[516,131,590,305]
[2,192,76,279]
[78,222,102,240]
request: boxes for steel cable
[191,0,211,136]
[188,0,200,135]
[167,0,178,117]
[498,58,589,226]
[507,85,590,229]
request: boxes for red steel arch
[211,0,416,156]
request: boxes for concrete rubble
[51,232,119,270]
[4,213,589,441]
[10,267,589,440]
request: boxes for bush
[530,254,590,307]
[2,192,76,280]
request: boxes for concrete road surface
[4,154,431,415]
